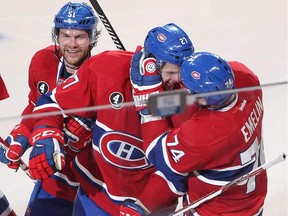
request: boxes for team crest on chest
[99,131,151,169]
[109,92,124,109]
[37,81,49,95]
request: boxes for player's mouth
[164,81,176,90]
[66,50,80,56]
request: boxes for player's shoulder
[31,45,60,62]
[101,50,134,57]
[228,61,256,77]
[228,61,260,87]
[91,50,133,61]
[29,45,60,77]
[84,50,133,74]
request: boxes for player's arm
[29,62,95,180]
[141,172,183,212]
[0,60,39,170]
[27,90,65,180]
[121,50,188,215]
[120,126,186,215]
[120,173,181,215]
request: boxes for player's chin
[164,83,176,91]
[64,55,83,66]
[65,51,81,59]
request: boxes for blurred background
[0,0,287,215]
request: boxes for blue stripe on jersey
[147,132,187,193]
[74,187,111,216]
[197,162,254,182]
[35,92,54,106]
[92,121,107,146]
[50,172,80,189]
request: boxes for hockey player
[0,78,14,216]
[27,23,194,215]
[0,2,99,215]
[126,51,267,215]
[0,74,9,101]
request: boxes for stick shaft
[89,0,126,50]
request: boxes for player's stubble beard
[62,48,90,71]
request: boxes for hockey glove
[63,115,93,156]
[120,200,145,216]
[0,124,30,170]
[130,49,164,114]
[29,127,65,180]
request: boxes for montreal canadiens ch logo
[157,33,167,42]
[191,71,201,79]
[99,131,152,169]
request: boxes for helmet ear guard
[180,52,235,108]
[144,23,195,69]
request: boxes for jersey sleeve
[141,119,189,195]
[32,57,96,130]
[20,66,38,131]
[0,75,9,100]
[21,46,59,131]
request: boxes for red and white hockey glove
[63,115,93,157]
[0,124,30,170]
[29,127,65,180]
[120,200,145,216]
[130,49,164,114]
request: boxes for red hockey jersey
[141,61,267,215]
[33,50,177,215]
[21,45,63,131]
[0,75,9,100]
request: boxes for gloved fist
[0,124,30,170]
[130,49,164,112]
[120,200,145,216]
[29,127,65,180]
[63,115,93,156]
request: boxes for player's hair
[180,52,235,108]
[52,2,101,49]
[144,23,194,70]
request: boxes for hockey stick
[89,0,126,50]
[171,153,287,216]
[0,137,36,183]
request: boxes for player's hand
[29,127,65,180]
[130,49,164,113]
[0,124,30,170]
[63,115,93,156]
[120,200,145,216]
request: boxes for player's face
[160,62,181,90]
[58,29,91,70]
